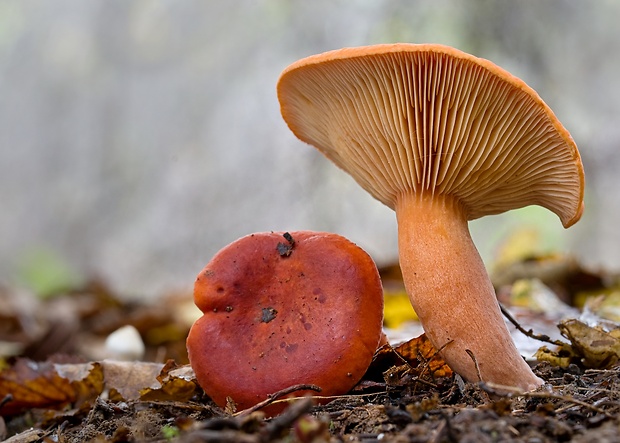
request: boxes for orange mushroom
[277,44,585,391]
[186,231,383,414]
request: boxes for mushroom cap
[278,44,584,227]
[186,231,384,414]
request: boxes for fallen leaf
[558,319,620,369]
[0,358,76,416]
[582,293,620,323]
[534,345,573,368]
[363,333,452,386]
[379,262,418,328]
[506,278,577,317]
[383,290,418,328]
[0,358,200,416]
[54,361,104,407]
[535,319,620,369]
[139,361,198,402]
[101,361,164,401]
[393,334,453,378]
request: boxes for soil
[3,357,620,442]
[2,257,620,443]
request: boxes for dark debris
[2,360,620,442]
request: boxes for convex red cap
[186,231,384,414]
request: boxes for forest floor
[2,252,620,442]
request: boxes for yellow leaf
[383,290,417,328]
[558,319,620,369]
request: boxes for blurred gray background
[1,1,618,298]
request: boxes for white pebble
[104,325,145,361]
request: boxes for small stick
[0,394,13,410]
[411,339,453,389]
[465,349,491,401]
[465,349,482,383]
[417,340,452,374]
[499,304,565,346]
[480,381,613,418]
[260,397,315,442]
[233,384,322,417]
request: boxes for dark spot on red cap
[261,307,278,323]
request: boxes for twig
[414,340,452,388]
[465,349,482,383]
[479,381,613,418]
[499,303,565,346]
[379,341,445,392]
[465,349,491,401]
[0,394,13,410]
[573,386,620,395]
[585,367,620,374]
[233,384,321,417]
[293,391,386,404]
[260,397,314,442]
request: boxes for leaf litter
[2,252,620,442]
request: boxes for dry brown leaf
[393,334,453,378]
[139,361,197,402]
[0,358,200,416]
[534,345,574,368]
[364,333,453,386]
[0,358,77,416]
[535,319,620,369]
[559,319,620,368]
[101,361,164,401]
[55,361,105,407]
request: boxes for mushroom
[186,231,384,414]
[277,44,585,390]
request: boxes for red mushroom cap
[186,231,384,414]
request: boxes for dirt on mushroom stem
[396,192,543,391]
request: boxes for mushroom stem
[396,192,543,391]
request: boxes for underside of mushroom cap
[278,43,585,227]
